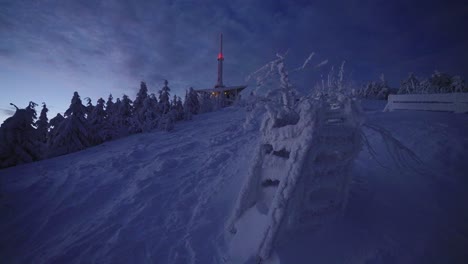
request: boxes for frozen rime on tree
[159,80,171,114]
[243,51,328,132]
[0,102,41,168]
[228,51,367,263]
[132,81,151,133]
[356,74,390,100]
[397,71,466,95]
[184,87,200,119]
[88,97,108,144]
[36,103,49,143]
[229,51,424,263]
[398,73,420,94]
[48,92,92,157]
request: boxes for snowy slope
[1,102,468,264]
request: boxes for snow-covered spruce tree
[418,71,467,94]
[105,94,115,116]
[159,80,171,114]
[358,74,390,99]
[247,51,302,129]
[134,81,149,110]
[197,91,213,115]
[184,87,200,119]
[170,94,184,121]
[158,107,176,131]
[48,92,92,157]
[398,73,420,94]
[0,102,41,168]
[174,96,184,121]
[48,113,64,136]
[114,94,133,137]
[103,94,120,139]
[88,97,108,144]
[36,103,49,143]
[451,75,466,93]
[131,81,150,133]
[84,97,94,118]
[140,95,160,132]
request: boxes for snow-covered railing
[384,93,468,113]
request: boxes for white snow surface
[1,102,468,263]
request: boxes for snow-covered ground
[1,101,468,263]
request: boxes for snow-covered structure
[226,94,364,262]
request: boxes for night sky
[1,0,467,122]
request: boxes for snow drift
[1,101,468,264]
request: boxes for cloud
[0,107,15,117]
[0,0,466,95]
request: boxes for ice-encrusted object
[226,94,363,263]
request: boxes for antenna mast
[216,33,224,88]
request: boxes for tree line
[354,71,466,100]
[0,80,204,169]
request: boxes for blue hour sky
[1,0,467,122]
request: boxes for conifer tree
[111,94,133,137]
[132,81,150,133]
[159,80,171,114]
[0,102,41,168]
[184,87,200,119]
[48,92,91,157]
[49,113,64,135]
[398,73,420,94]
[175,96,185,121]
[105,94,115,116]
[141,96,159,132]
[36,103,49,143]
[84,97,94,118]
[134,81,149,111]
[88,97,107,144]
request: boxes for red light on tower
[217,33,224,60]
[215,33,225,88]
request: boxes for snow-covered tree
[88,97,108,144]
[84,97,94,118]
[48,92,92,157]
[140,95,160,132]
[131,81,151,133]
[451,75,466,93]
[105,94,115,116]
[417,71,467,94]
[158,111,175,131]
[197,92,214,115]
[357,74,390,99]
[174,96,184,121]
[112,94,133,137]
[49,113,64,134]
[184,87,200,119]
[134,81,149,110]
[398,73,420,94]
[159,80,171,114]
[36,103,49,143]
[0,102,41,168]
